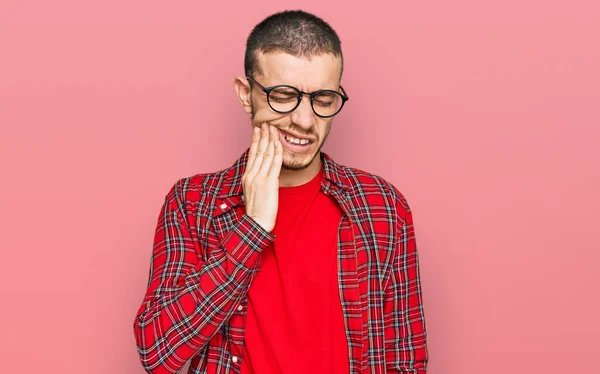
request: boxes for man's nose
[290,95,315,129]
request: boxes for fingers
[268,129,283,179]
[246,125,260,171]
[257,123,270,155]
[257,126,277,177]
[269,122,279,143]
[246,123,270,180]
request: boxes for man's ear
[233,76,253,115]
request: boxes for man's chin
[281,151,318,171]
[282,163,310,171]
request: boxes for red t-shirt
[240,164,349,373]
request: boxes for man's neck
[278,155,322,188]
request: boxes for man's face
[243,52,342,171]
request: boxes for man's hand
[242,122,283,233]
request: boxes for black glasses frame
[246,76,349,118]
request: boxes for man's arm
[133,179,274,374]
[383,193,429,373]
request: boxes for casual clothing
[134,148,428,374]
[240,163,349,374]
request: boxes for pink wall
[1,1,598,373]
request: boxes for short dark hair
[244,10,343,80]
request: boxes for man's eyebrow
[261,78,339,92]
[294,84,341,92]
[316,91,337,96]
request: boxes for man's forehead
[255,51,342,88]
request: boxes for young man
[134,10,428,374]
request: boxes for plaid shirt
[134,148,428,373]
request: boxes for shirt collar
[212,147,352,199]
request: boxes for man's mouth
[278,130,315,151]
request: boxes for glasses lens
[268,86,299,113]
[312,91,344,117]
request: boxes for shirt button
[220,203,227,210]
[231,356,239,363]
[237,305,243,312]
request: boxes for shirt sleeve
[133,179,274,374]
[383,195,429,373]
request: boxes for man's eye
[270,96,296,103]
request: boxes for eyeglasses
[247,76,349,118]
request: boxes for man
[134,10,428,374]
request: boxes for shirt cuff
[218,213,275,269]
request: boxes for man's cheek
[252,109,288,126]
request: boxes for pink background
[1,1,599,373]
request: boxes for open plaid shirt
[134,148,428,373]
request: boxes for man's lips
[278,129,316,142]
[277,129,314,152]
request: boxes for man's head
[234,10,345,171]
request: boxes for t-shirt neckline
[278,164,324,196]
